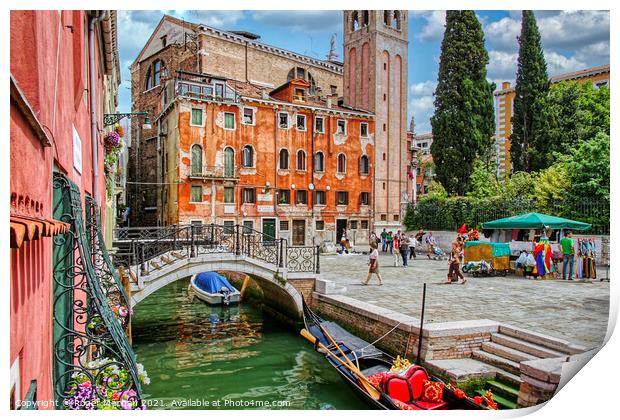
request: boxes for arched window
[224,147,235,177]
[362,11,369,27]
[383,10,390,26]
[392,11,401,29]
[351,11,359,31]
[359,155,369,175]
[314,152,324,172]
[297,150,306,171]
[153,59,163,85]
[279,149,289,170]
[287,67,317,94]
[191,144,202,175]
[242,145,253,168]
[337,153,347,173]
[145,68,153,90]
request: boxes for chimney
[261,88,269,100]
[502,81,511,90]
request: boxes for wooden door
[292,220,305,246]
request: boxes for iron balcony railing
[188,165,239,180]
[112,223,320,288]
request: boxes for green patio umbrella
[481,212,591,230]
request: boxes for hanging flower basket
[105,131,121,149]
[114,123,125,138]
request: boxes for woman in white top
[362,244,383,285]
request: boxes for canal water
[132,278,368,410]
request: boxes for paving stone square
[319,252,610,349]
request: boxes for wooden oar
[318,323,355,367]
[300,328,382,401]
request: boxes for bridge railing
[115,224,319,287]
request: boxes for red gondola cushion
[367,372,390,388]
[421,380,444,403]
[384,366,428,402]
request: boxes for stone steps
[491,333,567,359]
[499,325,585,355]
[472,350,521,376]
[481,341,539,364]
[475,389,517,410]
[486,380,520,400]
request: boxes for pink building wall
[10,10,108,407]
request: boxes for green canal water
[132,278,368,410]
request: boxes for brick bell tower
[343,10,409,231]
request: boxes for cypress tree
[430,11,495,196]
[510,11,550,172]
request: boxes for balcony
[188,165,239,181]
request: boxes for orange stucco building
[157,71,375,246]
[493,64,610,176]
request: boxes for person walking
[380,228,388,252]
[386,231,394,254]
[369,232,379,249]
[447,237,466,284]
[408,234,418,260]
[363,244,383,285]
[426,231,436,259]
[392,234,400,266]
[399,236,409,267]
[340,228,350,254]
[559,230,575,280]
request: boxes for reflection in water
[132,278,367,410]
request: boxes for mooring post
[315,245,321,274]
[416,283,427,365]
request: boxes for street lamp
[103,112,151,129]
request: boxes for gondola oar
[318,323,355,367]
[300,328,382,401]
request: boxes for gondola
[301,300,489,410]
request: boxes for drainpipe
[89,10,108,202]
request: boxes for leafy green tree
[562,132,610,201]
[503,171,535,200]
[467,159,501,198]
[534,164,571,212]
[431,10,495,195]
[547,81,610,153]
[510,11,551,172]
[426,180,448,199]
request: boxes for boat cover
[194,272,238,294]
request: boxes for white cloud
[176,10,246,28]
[249,11,341,34]
[410,80,437,97]
[408,79,437,133]
[544,51,587,76]
[487,50,518,82]
[412,11,446,42]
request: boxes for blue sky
[117,10,610,133]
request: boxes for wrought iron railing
[52,173,144,410]
[113,223,320,286]
[85,196,132,331]
[189,164,238,179]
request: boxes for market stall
[462,241,511,276]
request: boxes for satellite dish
[309,183,315,190]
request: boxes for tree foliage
[510,11,551,172]
[431,11,495,195]
[467,160,501,199]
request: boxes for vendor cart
[462,241,511,276]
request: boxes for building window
[280,220,290,231]
[316,220,325,230]
[223,220,235,235]
[278,189,290,205]
[295,190,308,205]
[296,114,306,131]
[337,153,347,173]
[380,214,387,221]
[242,188,255,204]
[242,107,255,125]
[296,67,306,79]
[351,11,359,31]
[360,122,369,137]
[337,119,347,135]
[224,112,236,130]
[296,150,306,171]
[314,152,325,172]
[279,149,289,170]
[383,10,390,25]
[191,144,202,175]
[294,88,306,101]
[361,220,369,229]
[242,145,254,168]
[392,11,401,30]
[214,83,224,98]
[314,116,324,133]
[382,152,386,161]
[350,220,358,230]
[243,220,254,234]
[383,123,386,131]
[360,192,370,205]
[191,108,203,126]
[394,214,400,222]
[314,190,326,205]
[336,191,349,205]
[359,155,369,175]
[362,11,369,26]
[279,112,289,129]
[224,186,234,203]
[190,185,202,203]
[161,35,167,47]
[224,147,235,177]
[153,59,163,86]
[595,80,609,89]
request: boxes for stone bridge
[113,224,320,318]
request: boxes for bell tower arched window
[392,11,401,30]
[362,11,369,27]
[383,11,390,26]
[351,11,359,31]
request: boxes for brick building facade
[129,11,408,243]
